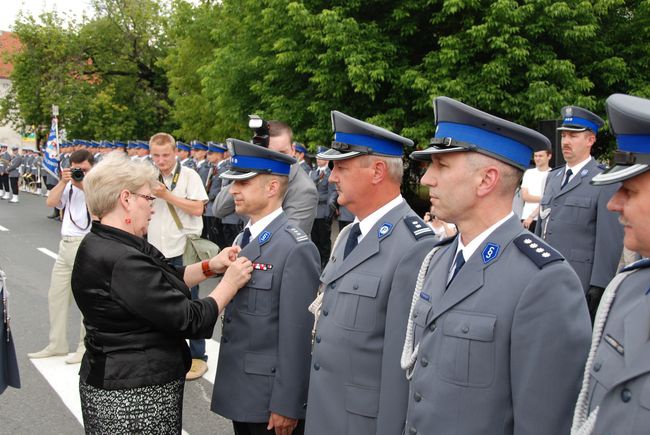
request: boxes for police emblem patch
[258,231,272,244]
[482,242,500,264]
[378,223,393,239]
[581,169,589,176]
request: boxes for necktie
[240,228,251,248]
[561,168,573,189]
[448,250,466,285]
[343,223,362,259]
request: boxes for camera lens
[71,168,84,181]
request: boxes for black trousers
[202,216,222,246]
[0,174,9,191]
[9,177,18,195]
[233,420,305,435]
[311,218,332,268]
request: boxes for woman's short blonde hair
[84,151,159,218]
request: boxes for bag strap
[166,202,184,231]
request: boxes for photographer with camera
[213,117,318,235]
[28,149,95,364]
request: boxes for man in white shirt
[148,133,209,379]
[28,150,95,364]
[520,149,552,232]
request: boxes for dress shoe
[28,348,68,359]
[1,192,10,200]
[185,359,208,381]
[65,351,84,364]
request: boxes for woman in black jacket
[71,152,252,434]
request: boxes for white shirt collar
[245,207,284,240]
[353,195,404,242]
[455,211,514,262]
[566,156,592,179]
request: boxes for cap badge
[566,107,573,117]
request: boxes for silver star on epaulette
[536,248,544,253]
[524,238,532,244]
[530,243,538,248]
[542,252,551,258]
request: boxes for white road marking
[37,248,58,260]
[30,338,222,434]
[0,225,9,231]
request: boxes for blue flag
[42,118,60,180]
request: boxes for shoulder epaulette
[513,234,563,269]
[285,225,309,243]
[403,216,435,240]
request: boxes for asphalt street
[0,191,234,435]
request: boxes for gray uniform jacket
[204,164,220,218]
[405,215,591,435]
[181,157,197,171]
[7,155,22,177]
[299,160,311,174]
[310,167,337,219]
[212,159,245,226]
[586,260,650,434]
[211,213,320,422]
[306,200,436,435]
[0,151,10,174]
[537,159,623,291]
[196,160,211,185]
[214,163,318,234]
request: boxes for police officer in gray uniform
[305,111,436,435]
[211,139,320,435]
[177,141,197,171]
[536,106,624,320]
[571,94,650,435]
[6,146,23,203]
[0,144,10,198]
[309,147,337,268]
[402,97,591,435]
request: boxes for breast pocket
[333,272,381,332]
[237,271,274,315]
[564,196,593,221]
[437,311,496,387]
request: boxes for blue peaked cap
[220,138,296,180]
[557,106,604,134]
[191,140,208,151]
[410,97,551,170]
[176,141,191,152]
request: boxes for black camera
[71,167,85,182]
[249,114,270,148]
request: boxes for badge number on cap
[482,242,500,264]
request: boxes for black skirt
[79,377,184,434]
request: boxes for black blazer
[72,222,219,389]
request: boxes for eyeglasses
[129,192,156,204]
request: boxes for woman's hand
[222,256,253,291]
[209,246,241,274]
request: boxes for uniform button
[313,363,320,371]
[251,279,256,285]
[593,361,602,372]
[429,323,436,332]
[322,309,328,317]
[315,335,321,343]
[331,283,336,289]
[461,325,469,334]
[409,426,417,434]
[413,312,418,319]
[414,392,422,402]
[271,367,276,373]
[420,357,429,367]
[302,402,307,409]
[353,284,359,290]
[621,388,632,403]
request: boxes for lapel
[430,215,523,322]
[239,213,289,263]
[613,295,650,385]
[554,159,597,198]
[325,200,410,283]
[545,167,564,200]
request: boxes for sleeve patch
[403,216,435,240]
[285,226,309,243]
[513,234,564,269]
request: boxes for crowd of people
[1,92,648,435]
